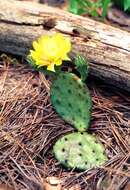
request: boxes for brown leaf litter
[0,56,130,190]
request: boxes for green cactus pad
[53,132,107,171]
[50,73,92,131]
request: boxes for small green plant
[68,0,111,17]
[68,0,100,16]
[27,32,107,171]
[68,0,130,18]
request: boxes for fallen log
[0,0,130,91]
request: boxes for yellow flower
[29,33,71,72]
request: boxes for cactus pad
[53,132,107,171]
[50,73,92,131]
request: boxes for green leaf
[101,0,111,17]
[77,8,87,15]
[90,9,99,17]
[80,0,92,7]
[74,55,89,81]
[124,0,130,11]
[68,0,105,17]
[69,0,79,14]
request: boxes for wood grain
[0,0,130,91]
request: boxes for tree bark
[0,0,130,91]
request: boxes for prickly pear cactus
[53,132,107,171]
[50,72,92,132]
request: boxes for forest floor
[0,57,130,190]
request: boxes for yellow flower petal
[55,59,62,66]
[29,33,72,72]
[47,63,55,72]
[38,35,50,45]
[30,50,35,57]
[36,59,50,67]
[64,38,71,52]
[33,41,39,51]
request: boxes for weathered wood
[0,0,130,91]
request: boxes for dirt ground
[0,56,130,190]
